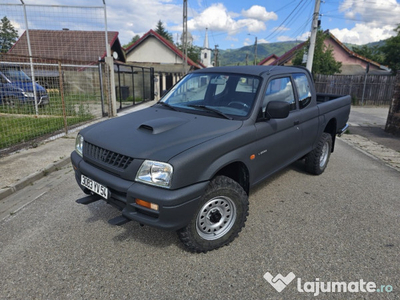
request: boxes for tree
[381,24,400,74]
[352,45,384,64]
[0,16,18,53]
[123,34,141,49]
[155,20,173,44]
[293,30,342,75]
[177,43,201,64]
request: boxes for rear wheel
[305,132,332,175]
[177,176,249,253]
[2,96,17,107]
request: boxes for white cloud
[187,3,236,32]
[237,19,266,33]
[297,32,310,41]
[339,0,400,26]
[276,36,293,42]
[104,0,182,44]
[258,38,269,44]
[277,31,309,42]
[241,5,277,22]
[334,0,399,44]
[330,24,396,45]
[188,3,276,38]
[272,26,290,32]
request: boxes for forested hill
[218,41,303,66]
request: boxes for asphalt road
[0,140,399,299]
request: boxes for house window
[204,53,207,59]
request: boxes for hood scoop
[138,116,189,134]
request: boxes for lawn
[0,92,97,149]
[0,114,94,149]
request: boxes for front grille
[84,141,133,170]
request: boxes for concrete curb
[0,156,71,201]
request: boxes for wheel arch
[213,161,250,195]
[324,118,337,152]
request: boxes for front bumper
[25,94,49,106]
[71,151,208,231]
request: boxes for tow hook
[76,194,102,205]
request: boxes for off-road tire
[177,176,249,253]
[305,132,332,175]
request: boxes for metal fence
[114,63,155,112]
[314,74,396,106]
[0,2,111,153]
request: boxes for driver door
[252,76,302,184]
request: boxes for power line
[264,0,308,41]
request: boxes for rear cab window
[293,73,312,109]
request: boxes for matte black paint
[72,66,351,230]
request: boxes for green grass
[0,92,97,149]
[0,114,94,149]
[0,92,100,117]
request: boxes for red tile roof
[263,30,384,70]
[125,29,200,69]
[7,29,121,63]
[258,54,278,66]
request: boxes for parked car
[71,66,351,253]
[0,63,49,106]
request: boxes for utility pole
[248,34,258,65]
[306,0,321,72]
[182,0,188,74]
[254,36,257,65]
[214,45,219,67]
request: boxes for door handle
[294,120,300,125]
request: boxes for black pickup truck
[71,66,351,252]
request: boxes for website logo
[263,271,394,296]
[263,272,296,292]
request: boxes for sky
[2,0,400,50]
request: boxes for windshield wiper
[157,101,179,111]
[187,104,233,120]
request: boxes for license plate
[81,175,108,199]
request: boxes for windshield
[0,67,31,82]
[160,72,261,119]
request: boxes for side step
[76,194,102,205]
[108,215,131,226]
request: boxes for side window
[293,73,312,109]
[263,77,296,111]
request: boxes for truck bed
[317,93,351,134]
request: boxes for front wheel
[177,176,249,253]
[305,132,332,175]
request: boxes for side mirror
[265,101,290,119]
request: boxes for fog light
[135,199,159,211]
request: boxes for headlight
[22,92,34,98]
[136,160,173,188]
[75,134,84,157]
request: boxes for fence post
[385,71,400,136]
[150,67,155,101]
[98,59,106,117]
[58,61,68,134]
[105,55,117,117]
[21,2,39,116]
